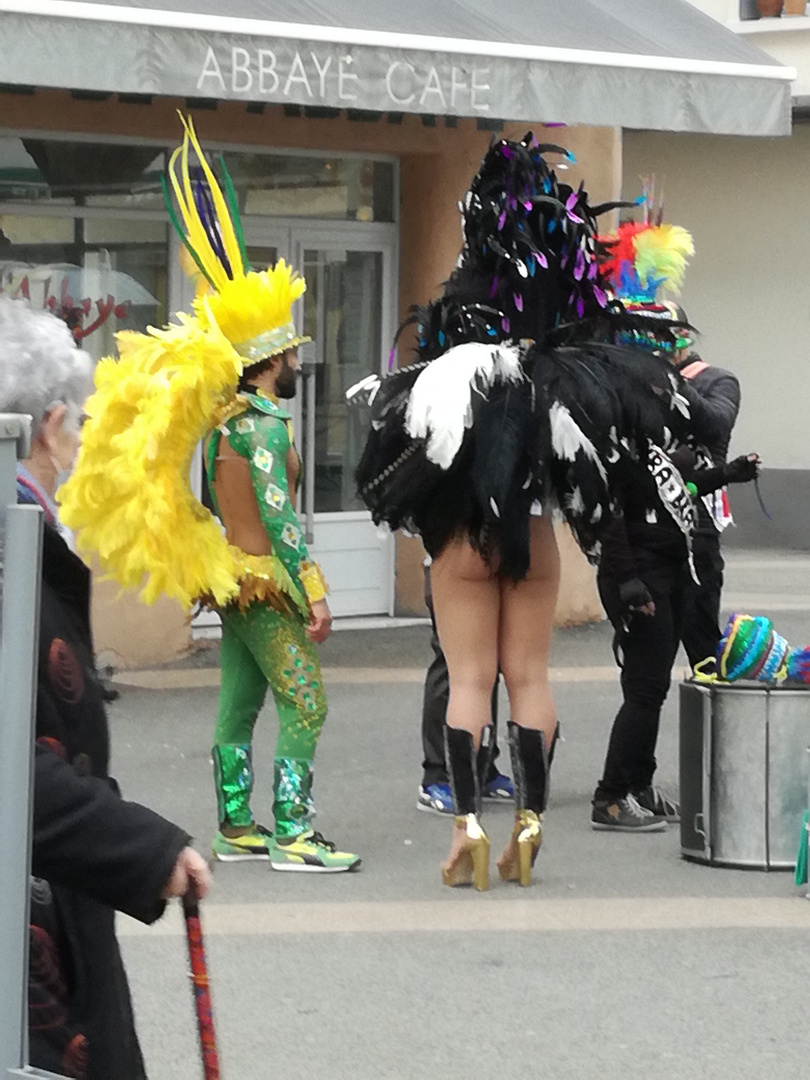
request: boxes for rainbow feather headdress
[600,188,695,352]
[58,117,313,614]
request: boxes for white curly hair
[0,295,93,435]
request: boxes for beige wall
[688,0,810,95]
[623,125,810,470]
[3,92,610,654]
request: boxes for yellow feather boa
[59,314,308,617]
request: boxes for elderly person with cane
[0,294,209,1079]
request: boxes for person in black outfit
[0,296,209,1079]
[591,437,759,832]
[676,352,742,670]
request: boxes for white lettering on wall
[195,46,494,115]
[471,68,491,112]
[419,66,447,109]
[450,67,468,109]
[231,47,253,93]
[385,60,416,106]
[338,56,359,101]
[339,56,358,101]
[258,49,279,94]
[311,52,333,98]
[197,46,226,92]
[284,51,314,97]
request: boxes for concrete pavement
[110,549,810,1080]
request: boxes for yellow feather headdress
[165,114,310,362]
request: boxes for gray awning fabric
[0,0,795,136]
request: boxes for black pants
[595,560,689,801]
[421,565,501,787]
[681,531,724,670]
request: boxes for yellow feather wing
[59,315,308,616]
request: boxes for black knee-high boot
[442,726,489,891]
[497,721,551,886]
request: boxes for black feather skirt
[355,339,688,580]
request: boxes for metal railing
[0,414,65,1080]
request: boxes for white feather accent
[565,487,585,515]
[345,373,380,408]
[405,342,524,470]
[549,402,607,482]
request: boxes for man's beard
[276,357,298,399]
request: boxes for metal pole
[0,504,43,1077]
[304,363,316,545]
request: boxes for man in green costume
[206,329,360,872]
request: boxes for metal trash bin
[679,681,810,869]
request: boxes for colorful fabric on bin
[795,810,809,886]
[693,612,810,686]
[694,613,788,684]
[785,646,810,685]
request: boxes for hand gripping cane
[182,882,221,1079]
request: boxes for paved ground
[109,550,810,1080]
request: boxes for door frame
[182,216,399,620]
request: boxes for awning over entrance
[0,0,795,136]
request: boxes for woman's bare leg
[430,538,500,889]
[496,518,561,885]
[430,538,500,745]
[498,517,561,743]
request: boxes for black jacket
[678,357,741,535]
[29,524,189,1079]
[677,356,740,467]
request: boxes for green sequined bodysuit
[206,391,328,837]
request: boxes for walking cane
[182,881,221,1079]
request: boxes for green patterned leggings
[213,602,327,828]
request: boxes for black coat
[29,524,189,1079]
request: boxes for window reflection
[0,215,166,361]
[303,249,382,512]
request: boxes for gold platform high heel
[442,727,489,891]
[497,722,553,888]
[497,809,542,886]
[442,813,490,890]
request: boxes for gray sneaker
[591,793,667,832]
[633,785,680,823]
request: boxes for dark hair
[237,354,276,391]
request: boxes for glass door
[293,224,397,616]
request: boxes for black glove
[618,577,654,615]
[723,454,760,484]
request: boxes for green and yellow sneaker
[270,830,361,873]
[211,824,274,861]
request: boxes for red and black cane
[182,882,221,1079]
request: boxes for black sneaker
[591,793,667,832]
[633,785,680,823]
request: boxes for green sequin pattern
[213,601,327,826]
[273,757,315,838]
[212,743,254,828]
[206,393,312,589]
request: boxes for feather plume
[405,343,524,469]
